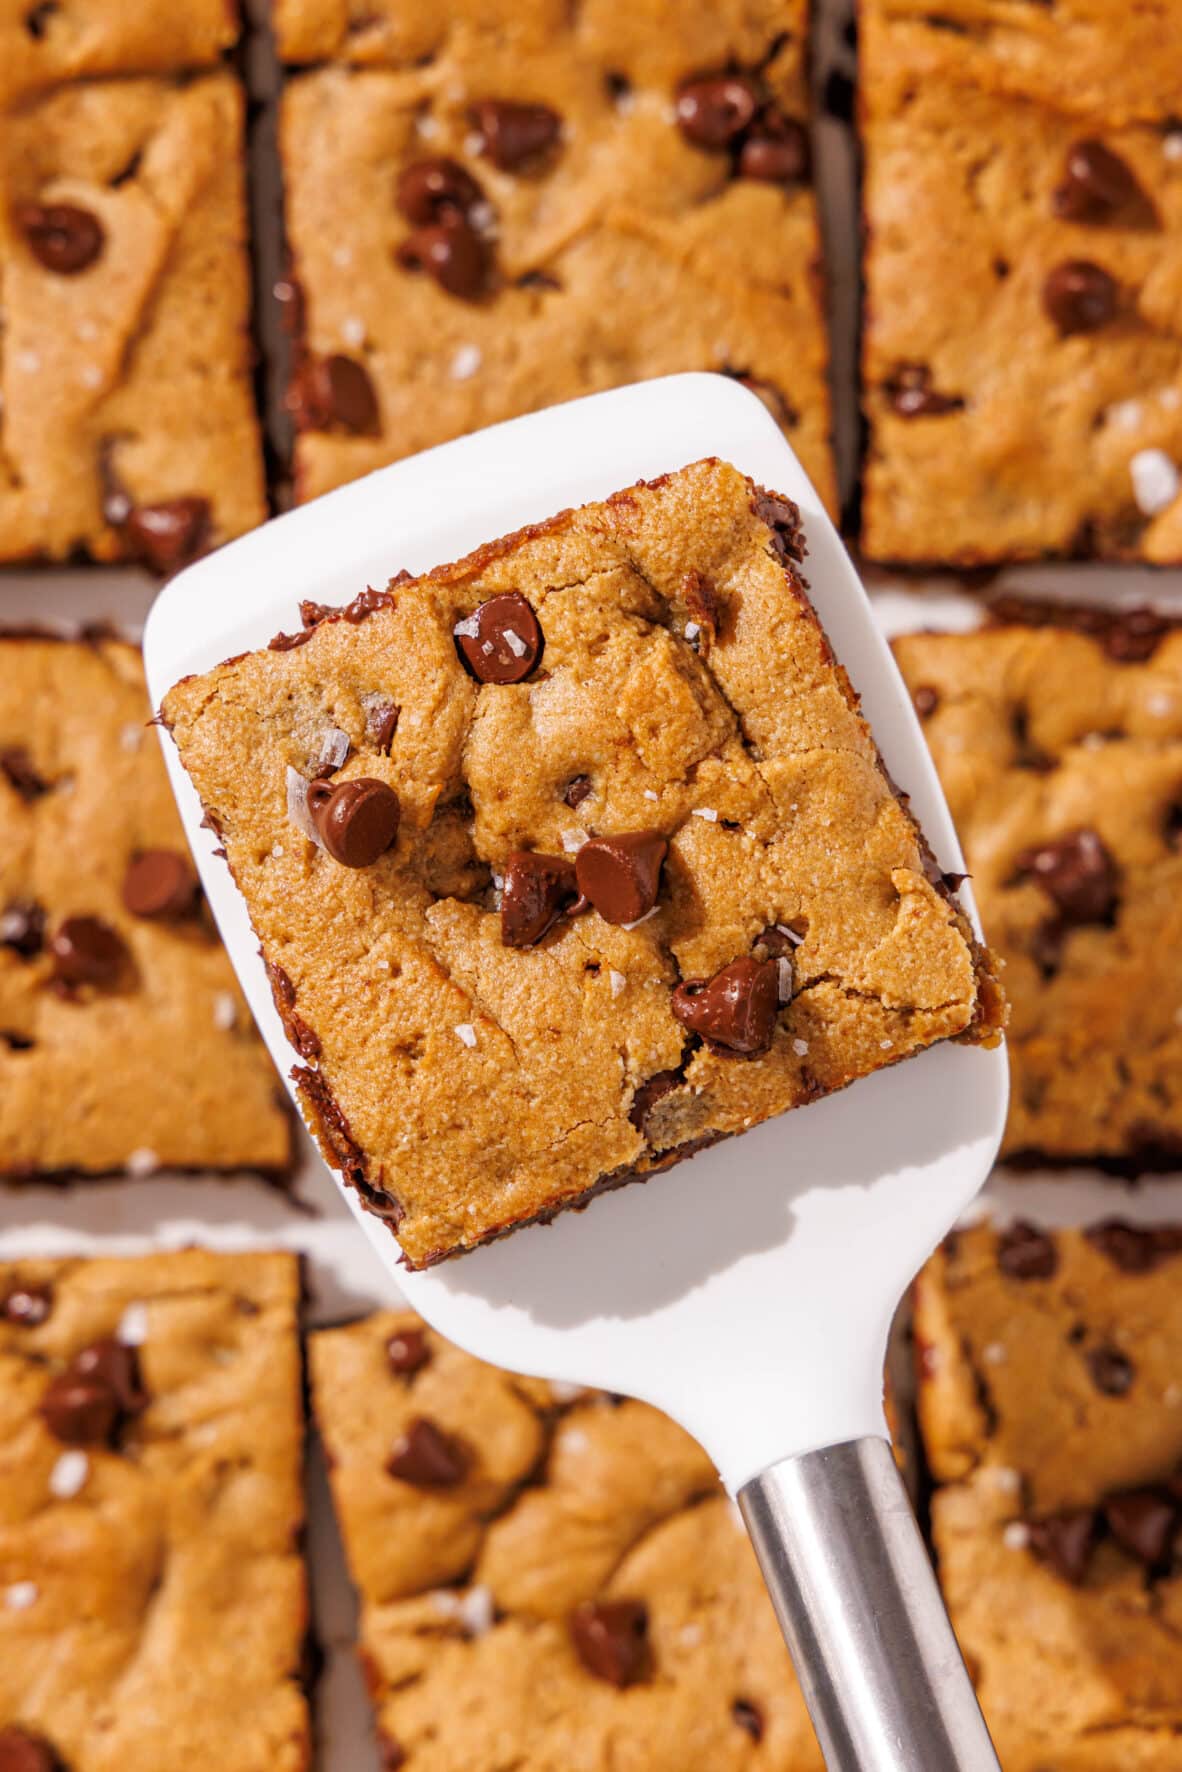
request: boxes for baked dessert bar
[895,605,1182,1168]
[0,630,290,1179]
[0,0,239,105]
[162,459,1003,1266]
[0,73,266,568]
[914,1221,1182,1770]
[309,1308,825,1771]
[277,0,835,510]
[860,1,1182,564]
[0,1249,309,1770]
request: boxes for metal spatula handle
[740,1437,1000,1772]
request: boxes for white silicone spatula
[145,375,1007,1771]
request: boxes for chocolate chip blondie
[0,72,266,569]
[1,0,239,105]
[0,631,290,1179]
[914,1221,1182,1770]
[895,606,1182,1168]
[0,1249,309,1770]
[310,1309,825,1771]
[276,0,835,512]
[860,1,1182,564]
[162,459,1003,1265]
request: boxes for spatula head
[144,374,1007,1490]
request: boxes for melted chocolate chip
[0,1728,64,1772]
[2,1282,52,1325]
[681,568,722,642]
[1026,1508,1099,1584]
[387,1417,469,1487]
[122,498,211,574]
[986,596,1175,665]
[17,200,104,274]
[122,849,199,920]
[562,775,593,810]
[732,1699,764,1742]
[307,778,400,868]
[39,1370,120,1445]
[738,114,810,184]
[1084,1220,1182,1272]
[0,746,48,801]
[454,593,543,683]
[1087,1343,1135,1396]
[751,490,804,562]
[628,1068,683,1132]
[1014,828,1118,925]
[2,901,45,958]
[913,684,940,717]
[885,362,964,418]
[397,218,490,300]
[367,702,401,754]
[1042,261,1118,335]
[500,851,580,947]
[396,157,485,226]
[74,1338,147,1415]
[386,1328,430,1376]
[575,831,667,926]
[997,1221,1058,1281]
[675,73,761,149]
[50,916,128,988]
[671,957,779,1056]
[471,99,562,171]
[570,1599,650,1687]
[1052,140,1143,223]
[289,354,380,435]
[1104,1488,1179,1566]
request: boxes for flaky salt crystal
[455,1023,477,1047]
[49,1452,88,1499]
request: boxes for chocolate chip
[396,157,485,226]
[306,778,400,868]
[681,568,722,643]
[1042,261,1118,336]
[885,362,964,418]
[454,592,543,683]
[1,900,45,958]
[386,1328,430,1376]
[997,1221,1058,1280]
[575,831,667,926]
[0,746,48,801]
[387,1417,469,1487]
[1084,1220,1182,1273]
[289,354,380,435]
[74,1338,147,1416]
[470,100,562,171]
[50,916,127,988]
[732,1699,764,1742]
[122,497,211,574]
[675,73,761,149]
[122,849,198,920]
[1026,1508,1099,1584]
[913,685,940,717]
[562,775,592,810]
[367,702,400,754]
[753,924,799,960]
[671,957,779,1056]
[738,114,810,184]
[397,218,490,300]
[1087,1343,1134,1396]
[2,1283,52,1325]
[39,1370,120,1445]
[752,490,804,562]
[1052,140,1143,223]
[377,1737,406,1772]
[500,851,580,947]
[1104,1488,1179,1566]
[17,200,104,274]
[1014,828,1118,924]
[0,1728,64,1772]
[628,1068,683,1132]
[570,1599,650,1687]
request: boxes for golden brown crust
[0,0,239,105]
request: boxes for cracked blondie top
[0,0,239,105]
[310,1308,825,1771]
[162,460,1002,1266]
[860,2,1182,564]
[0,631,290,1179]
[895,607,1182,1168]
[0,1249,309,1771]
[914,1221,1182,1771]
[0,73,266,569]
[277,0,834,513]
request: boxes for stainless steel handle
[740,1437,1000,1772]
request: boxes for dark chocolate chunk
[122,849,199,920]
[671,957,779,1056]
[913,684,940,717]
[396,157,485,225]
[628,1068,683,1133]
[2,1283,52,1325]
[122,497,211,574]
[1087,1343,1135,1396]
[751,490,804,562]
[1084,1220,1182,1273]
[732,1699,764,1742]
[1104,1488,1179,1566]
[0,746,48,801]
[1042,261,1118,335]
[997,1221,1058,1281]
[17,200,104,274]
[367,702,401,754]
[49,915,127,988]
[387,1417,469,1487]
[675,73,761,149]
[290,354,380,435]
[397,218,490,300]
[738,114,810,184]
[1026,1508,1099,1584]
[501,851,580,947]
[0,1728,64,1772]
[454,592,543,683]
[39,1370,120,1445]
[562,775,593,810]
[575,831,667,926]
[681,568,722,643]
[1052,140,1143,223]
[306,778,400,868]
[570,1598,650,1687]
[1,900,45,958]
[885,363,964,418]
[470,99,562,170]
[1014,828,1118,925]
[386,1328,431,1376]
[72,1338,147,1417]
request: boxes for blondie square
[309,1308,825,1771]
[914,1221,1182,1771]
[860,4,1182,564]
[0,631,290,1179]
[895,607,1182,1167]
[0,0,239,105]
[0,1249,309,1771]
[162,460,1002,1266]
[277,0,835,511]
[0,73,266,568]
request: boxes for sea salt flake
[609,969,627,997]
[503,628,527,658]
[562,1428,590,1454]
[776,957,794,1003]
[453,615,481,640]
[119,723,143,752]
[692,807,718,821]
[3,1581,37,1611]
[1108,398,1143,430]
[1130,447,1180,516]
[561,830,584,853]
[286,766,323,848]
[1002,1522,1029,1551]
[879,1037,893,1050]
[450,344,482,381]
[126,1147,158,1178]
[213,992,237,1031]
[455,1023,478,1047]
[983,1341,1007,1365]
[990,1467,1021,1496]
[457,1586,494,1636]
[1164,131,1182,163]
[1147,691,1174,716]
[643,789,659,801]
[679,1623,703,1648]
[331,243,354,268]
[117,1302,149,1347]
[341,315,365,348]
[430,1590,462,1617]
[684,621,700,640]
[316,726,351,772]
[549,1380,586,1403]
[49,1451,88,1499]
[79,363,103,389]
[622,906,659,931]
[272,843,285,859]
